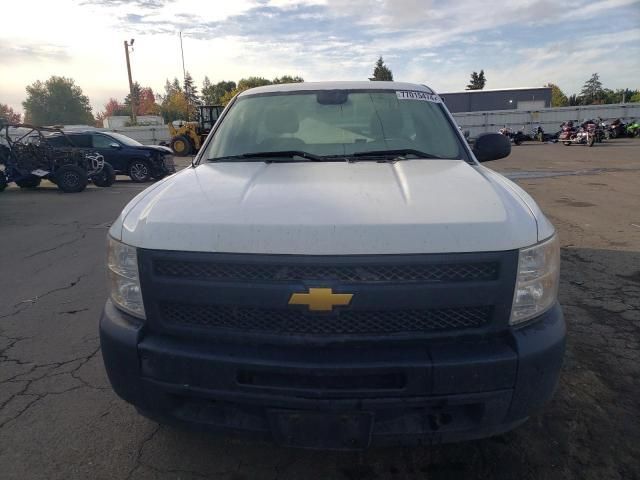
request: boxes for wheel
[92,163,116,187]
[16,176,41,188]
[55,165,88,193]
[514,135,523,146]
[0,171,7,192]
[563,141,571,146]
[128,160,152,183]
[170,136,193,156]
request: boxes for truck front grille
[160,303,492,336]
[138,250,518,340]
[154,260,499,283]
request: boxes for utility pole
[179,32,189,121]
[124,39,137,125]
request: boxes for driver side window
[92,135,117,149]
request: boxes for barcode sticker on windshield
[396,91,442,102]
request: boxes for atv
[0,123,116,193]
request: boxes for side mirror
[473,133,511,162]
[110,142,121,149]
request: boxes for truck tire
[93,163,116,187]
[55,165,88,193]
[16,176,41,188]
[171,136,193,156]
[128,160,152,183]
[0,171,7,192]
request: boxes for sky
[1,0,639,115]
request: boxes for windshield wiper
[209,150,325,162]
[350,149,441,160]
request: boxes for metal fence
[452,103,640,139]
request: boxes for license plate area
[268,410,373,450]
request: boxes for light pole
[124,39,136,125]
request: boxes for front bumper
[100,300,565,449]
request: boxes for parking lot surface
[1,140,639,479]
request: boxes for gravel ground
[0,139,638,480]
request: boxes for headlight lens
[107,236,145,319]
[510,234,560,325]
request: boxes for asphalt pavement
[1,139,639,479]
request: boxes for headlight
[510,234,560,325]
[107,236,145,319]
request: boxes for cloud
[79,0,168,8]
[0,43,70,63]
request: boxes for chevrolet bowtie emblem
[288,288,353,312]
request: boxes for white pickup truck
[101,81,565,450]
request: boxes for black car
[46,131,175,182]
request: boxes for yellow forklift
[168,105,224,156]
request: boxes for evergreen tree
[466,70,486,90]
[579,73,604,104]
[370,57,393,81]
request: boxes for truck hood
[115,160,540,254]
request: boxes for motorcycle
[609,118,626,138]
[597,119,610,141]
[558,120,596,147]
[531,125,545,142]
[626,120,640,137]
[498,125,526,145]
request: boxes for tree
[103,98,126,117]
[160,91,189,123]
[567,94,581,106]
[466,70,486,90]
[272,75,304,84]
[217,75,304,106]
[183,72,199,105]
[603,88,639,104]
[580,73,604,105]
[22,76,94,125]
[201,77,236,105]
[370,57,393,81]
[220,77,273,106]
[238,77,273,90]
[122,84,160,119]
[0,103,21,123]
[545,83,568,107]
[124,81,142,114]
[138,87,160,115]
[183,71,200,119]
[171,77,182,93]
[630,91,640,103]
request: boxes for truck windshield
[203,90,466,161]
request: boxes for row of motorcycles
[498,125,550,145]
[498,118,640,147]
[558,118,640,147]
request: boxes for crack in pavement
[125,424,162,480]
[0,274,88,319]
[23,232,87,260]
[0,344,105,429]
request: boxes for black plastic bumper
[100,300,565,449]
